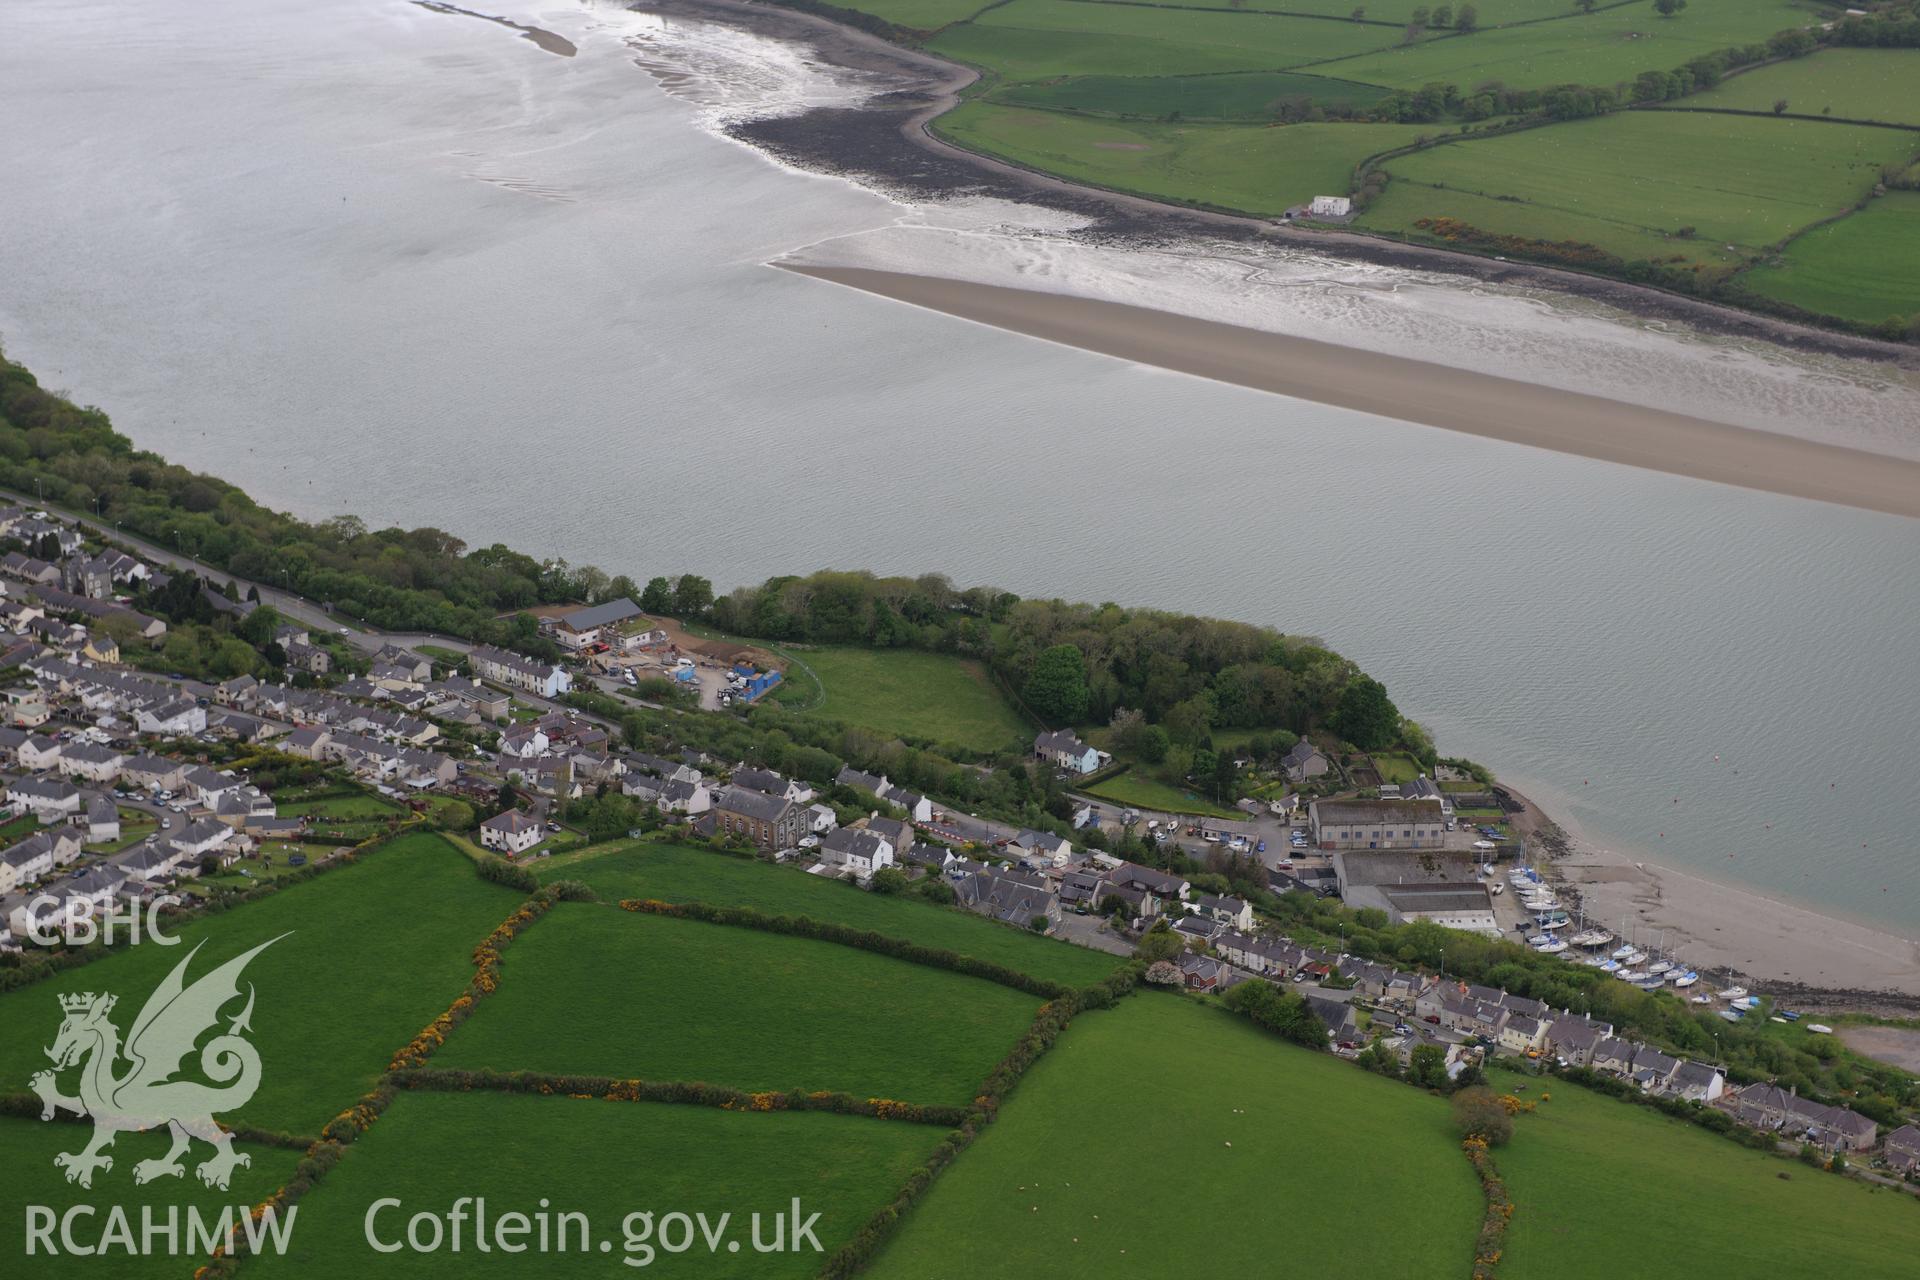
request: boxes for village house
[1179,954,1230,993]
[818,827,894,880]
[1033,728,1102,775]
[10,775,81,823]
[1007,828,1072,867]
[136,697,207,736]
[1057,867,1108,912]
[1591,1037,1640,1078]
[85,794,120,844]
[1545,1014,1612,1067]
[1630,1046,1680,1092]
[1883,1124,1920,1177]
[1493,1014,1547,1058]
[1280,739,1330,783]
[1722,1084,1879,1153]
[17,733,63,772]
[1172,913,1223,946]
[468,645,572,698]
[1666,1060,1726,1104]
[479,809,545,856]
[881,785,933,823]
[1311,799,1447,851]
[56,741,125,784]
[712,785,806,850]
[1188,891,1254,931]
[834,766,889,797]
[169,819,234,861]
[866,816,913,856]
[954,864,1058,930]
[111,841,187,886]
[1111,861,1190,902]
[657,777,712,817]
[6,686,49,727]
[731,767,813,804]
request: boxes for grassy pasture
[1680,49,1920,126]
[433,904,1043,1105]
[1313,0,1820,92]
[1742,192,1920,325]
[537,841,1122,985]
[937,103,1428,212]
[870,995,1482,1276]
[246,1091,945,1279]
[1144,0,1596,22]
[1487,1069,1920,1280]
[1357,176,1739,265]
[993,69,1389,119]
[772,644,1030,751]
[0,1118,304,1279]
[1372,112,1903,254]
[931,1,1408,77]
[0,832,520,1136]
[839,0,997,29]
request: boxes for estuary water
[3,0,1919,935]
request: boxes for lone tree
[1653,0,1686,15]
[1025,643,1090,723]
[1772,98,1789,114]
[1332,675,1400,750]
[1455,3,1478,31]
[1453,1087,1515,1146]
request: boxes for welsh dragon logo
[30,935,285,1190]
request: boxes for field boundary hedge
[1462,1136,1511,1278]
[390,1067,970,1127]
[615,898,1077,999]
[1647,104,1920,133]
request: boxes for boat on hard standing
[1637,977,1666,991]
[1808,1024,1834,1035]
[1612,943,1636,960]
[1691,994,1713,1005]
[1719,1009,1744,1023]
[1646,960,1673,976]
[1718,985,1748,1001]
[1731,996,1761,1012]
[1669,971,1699,988]
[1621,950,1648,966]
[1601,959,1622,973]
[1534,938,1569,954]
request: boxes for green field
[1488,1070,1920,1279]
[0,1118,305,1278]
[537,841,1122,985]
[1367,112,1903,256]
[1082,769,1241,818]
[939,103,1428,213]
[930,0,1410,78]
[247,1091,945,1279]
[1742,192,1920,325]
[1313,0,1820,92]
[0,832,520,1135]
[1679,49,1920,126]
[841,0,993,29]
[871,995,1483,1275]
[774,644,1030,751]
[1144,0,1594,21]
[435,904,1042,1105]
[994,69,1389,120]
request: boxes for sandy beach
[782,266,1920,520]
[1503,790,1920,1010]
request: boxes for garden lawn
[936,103,1427,214]
[1313,0,1818,91]
[1679,48,1920,127]
[1369,751,1423,784]
[433,904,1043,1105]
[0,832,522,1136]
[930,0,1407,78]
[276,792,406,821]
[993,69,1388,120]
[1741,191,1920,325]
[537,841,1121,986]
[773,645,1030,752]
[870,996,1481,1276]
[1487,1069,1920,1279]
[1082,770,1240,819]
[246,1091,947,1279]
[0,1118,303,1279]
[1374,112,1903,255]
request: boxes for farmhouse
[479,809,545,855]
[1280,740,1330,783]
[1309,195,1352,218]
[1311,799,1446,850]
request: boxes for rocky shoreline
[636,0,1920,368]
